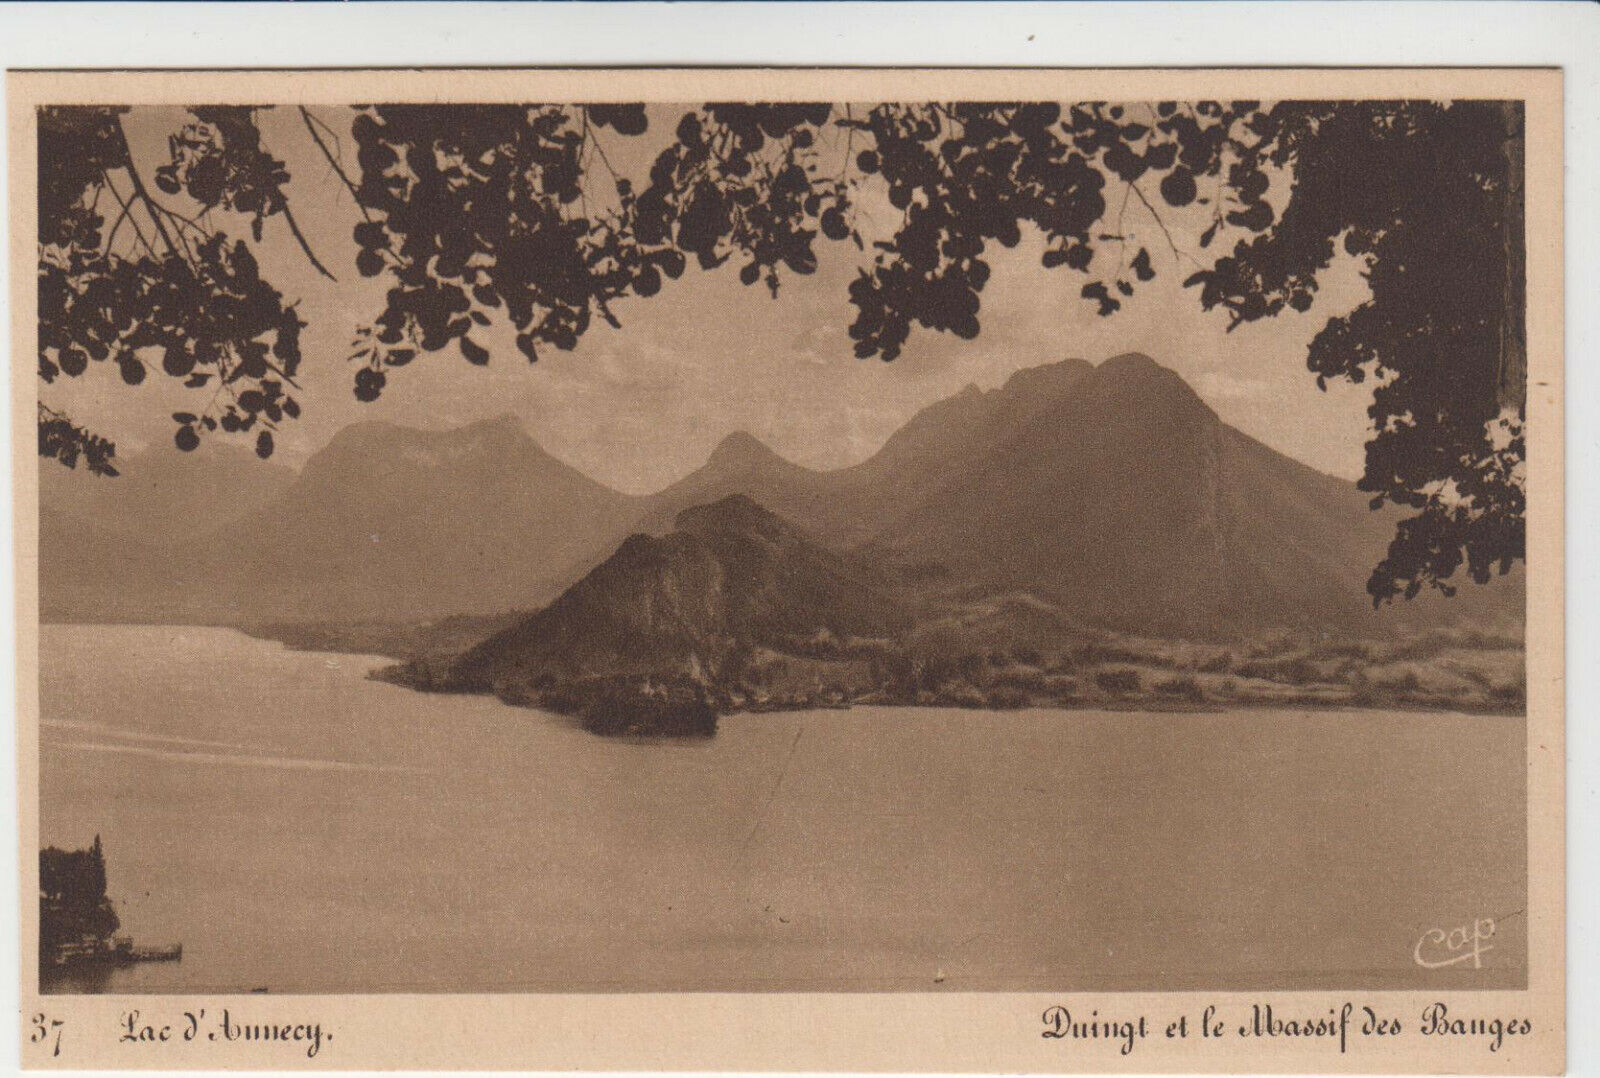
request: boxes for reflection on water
[40,625,1527,994]
[40,962,117,995]
[50,737,429,774]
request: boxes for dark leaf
[1226,200,1274,231]
[1159,166,1197,207]
[656,249,687,279]
[1144,141,1178,171]
[634,265,662,297]
[353,366,385,402]
[1080,280,1121,316]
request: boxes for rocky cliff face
[443,494,911,693]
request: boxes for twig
[110,119,180,257]
[838,103,855,182]
[1127,181,1203,268]
[280,203,337,281]
[1112,179,1135,275]
[103,192,138,256]
[592,293,623,330]
[300,106,374,223]
[581,108,624,188]
[263,354,304,392]
[147,201,200,265]
[99,171,155,259]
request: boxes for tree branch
[98,171,155,259]
[280,202,337,281]
[110,120,180,257]
[300,106,374,223]
[1127,181,1203,269]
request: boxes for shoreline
[379,671,1527,724]
[42,620,1530,722]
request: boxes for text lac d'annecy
[120,1009,328,1060]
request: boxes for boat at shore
[47,934,182,969]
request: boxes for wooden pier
[110,936,182,963]
[121,941,182,963]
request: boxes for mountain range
[38,352,1522,638]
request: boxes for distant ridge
[631,354,1521,636]
[42,414,645,623]
[40,353,1522,636]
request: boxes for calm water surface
[40,625,1526,993]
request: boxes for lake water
[39,624,1526,993]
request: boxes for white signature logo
[1414,917,1495,969]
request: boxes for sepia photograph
[8,62,1566,1072]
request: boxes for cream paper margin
[5,66,1564,1074]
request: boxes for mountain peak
[310,415,540,471]
[1000,357,1094,398]
[707,430,780,468]
[674,493,780,536]
[1097,351,1163,375]
[1084,351,1213,418]
[464,412,527,435]
[449,412,541,453]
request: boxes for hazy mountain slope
[842,357,1094,494]
[41,415,647,624]
[634,359,1100,548]
[636,352,1518,638]
[877,354,1237,630]
[629,431,837,537]
[38,443,298,622]
[39,443,297,546]
[37,508,169,623]
[187,415,645,621]
[879,353,1521,635]
[1210,421,1524,634]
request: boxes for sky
[46,104,1378,495]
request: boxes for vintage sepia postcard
[9,67,1563,1072]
